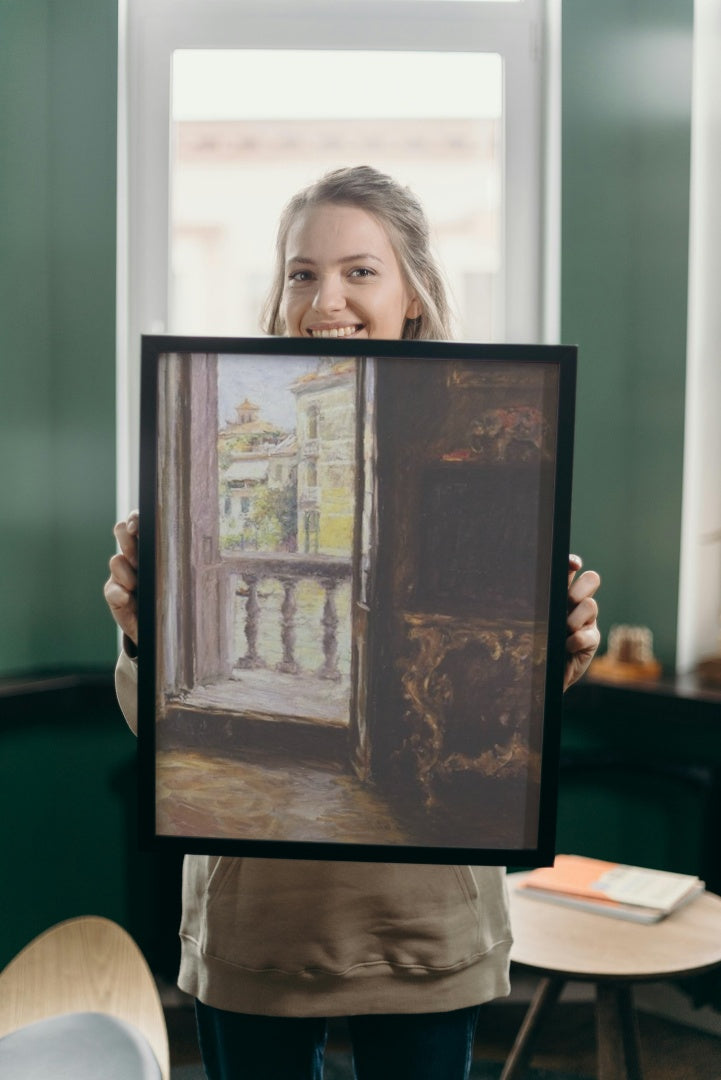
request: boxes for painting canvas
[137,336,576,864]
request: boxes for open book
[516,854,705,923]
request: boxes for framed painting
[137,336,576,864]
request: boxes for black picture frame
[138,335,576,865]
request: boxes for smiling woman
[263,167,452,342]
[107,157,598,1080]
[282,205,420,340]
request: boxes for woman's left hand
[564,555,601,691]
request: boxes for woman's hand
[103,510,139,647]
[564,554,601,691]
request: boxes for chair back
[0,915,169,1080]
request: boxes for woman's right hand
[103,510,139,646]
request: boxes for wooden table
[503,873,721,1080]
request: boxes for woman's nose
[312,274,345,314]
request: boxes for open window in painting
[138,336,576,865]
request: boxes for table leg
[596,982,643,1080]
[499,976,565,1080]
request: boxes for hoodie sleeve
[115,646,139,736]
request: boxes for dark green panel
[0,2,55,670]
[562,0,693,668]
[0,687,133,966]
[0,0,118,674]
[47,0,118,667]
[0,683,184,975]
[559,683,721,888]
[556,772,707,877]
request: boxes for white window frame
[117,0,559,512]
[676,0,721,674]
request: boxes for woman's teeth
[310,325,360,338]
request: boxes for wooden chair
[0,915,169,1079]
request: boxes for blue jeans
[195,1000,481,1080]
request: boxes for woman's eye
[288,269,313,283]
[349,267,375,279]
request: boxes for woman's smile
[306,322,365,339]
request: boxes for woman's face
[281,203,421,340]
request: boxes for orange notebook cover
[520,854,701,913]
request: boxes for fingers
[105,511,140,645]
[567,553,583,587]
[564,558,601,690]
[113,510,139,568]
[565,623,601,658]
[568,567,601,609]
[103,576,138,643]
[103,575,134,617]
[567,565,601,641]
[108,550,137,590]
[563,620,601,690]
[566,591,599,635]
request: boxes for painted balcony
[182,553,353,727]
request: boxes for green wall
[563,0,693,669]
[0,0,118,675]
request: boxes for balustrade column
[234,573,265,670]
[276,578,299,674]
[317,577,341,681]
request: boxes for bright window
[170,49,503,342]
[118,0,557,510]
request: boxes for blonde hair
[262,165,453,341]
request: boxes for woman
[106,166,601,1080]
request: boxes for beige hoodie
[116,651,512,1016]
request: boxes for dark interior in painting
[418,463,545,617]
[367,358,558,848]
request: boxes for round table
[502,872,721,1080]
